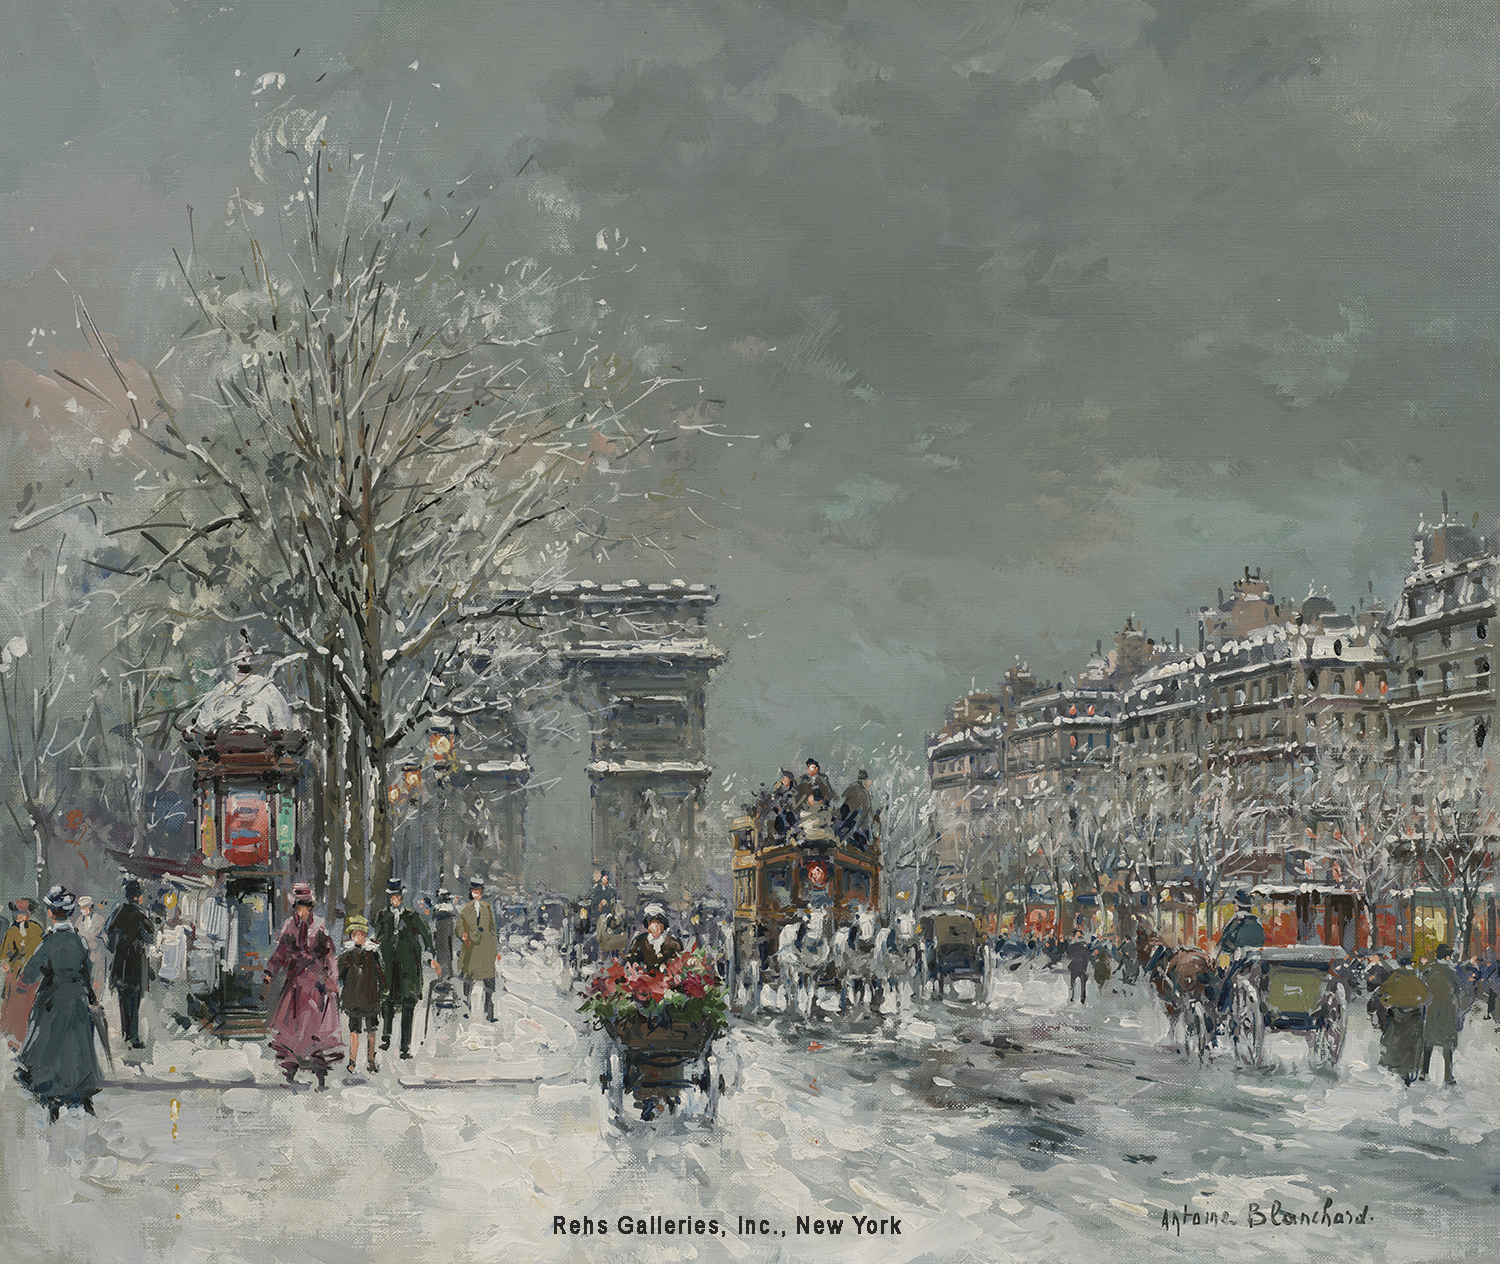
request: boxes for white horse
[877,911,923,1005]
[775,906,835,1018]
[832,907,889,1013]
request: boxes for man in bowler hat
[456,878,501,1022]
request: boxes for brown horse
[1138,925,1217,1053]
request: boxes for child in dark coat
[338,915,387,1073]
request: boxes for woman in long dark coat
[17,887,102,1122]
[1376,954,1431,1085]
[262,882,344,1087]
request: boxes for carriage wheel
[1309,982,1348,1067]
[1229,979,1265,1067]
[1183,998,1211,1063]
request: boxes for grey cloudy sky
[2,0,1499,786]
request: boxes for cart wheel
[1183,998,1211,1063]
[1309,982,1347,1067]
[1230,978,1264,1067]
[604,1048,625,1115]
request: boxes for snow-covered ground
[4,951,1497,1264]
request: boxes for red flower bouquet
[578,947,729,1035]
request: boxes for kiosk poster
[0,4,1496,1263]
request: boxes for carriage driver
[1215,889,1265,1009]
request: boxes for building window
[1478,620,1489,642]
[1441,628,1453,649]
[1332,675,1345,695]
[1478,720,1489,750]
[1234,686,1245,706]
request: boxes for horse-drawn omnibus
[728,802,883,1015]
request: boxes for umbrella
[89,999,114,1071]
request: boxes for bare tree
[79,127,690,912]
[1406,740,1495,959]
[1300,744,1400,950]
[0,535,103,895]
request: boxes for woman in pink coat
[261,882,344,1087]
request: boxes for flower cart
[580,949,729,1122]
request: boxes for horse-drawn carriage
[917,908,989,1001]
[1225,945,1349,1068]
[727,805,883,1016]
[1147,934,1349,1067]
[594,1011,725,1123]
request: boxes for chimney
[1218,587,1224,606]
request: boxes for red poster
[223,790,270,866]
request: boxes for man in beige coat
[457,878,501,1022]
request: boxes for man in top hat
[797,759,834,812]
[371,878,437,1059]
[17,887,101,1121]
[1,896,43,1048]
[1421,944,1463,1085]
[73,896,108,1005]
[836,769,875,845]
[105,880,155,1048]
[1214,889,1265,1012]
[626,904,683,971]
[456,877,501,1022]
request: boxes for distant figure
[1065,927,1092,1003]
[1366,951,1395,1032]
[627,905,683,971]
[104,881,155,1049]
[73,897,108,1000]
[585,870,615,928]
[770,771,799,837]
[1420,945,1461,1085]
[430,889,457,977]
[1376,954,1431,1085]
[457,878,501,1023]
[1,897,43,1049]
[16,887,101,1122]
[338,914,386,1075]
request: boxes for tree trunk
[305,661,327,903]
[345,722,366,916]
